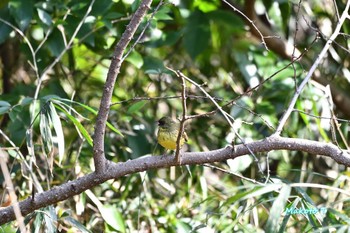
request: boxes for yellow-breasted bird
[157,117,188,150]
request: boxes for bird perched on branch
[157,117,188,150]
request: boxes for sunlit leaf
[127,100,146,114]
[54,97,123,137]
[265,184,291,232]
[37,8,52,26]
[194,0,220,13]
[48,102,65,164]
[125,51,143,68]
[100,205,126,232]
[0,100,11,107]
[0,106,11,115]
[20,97,34,106]
[53,103,93,147]
[43,206,57,233]
[63,216,92,233]
[39,111,53,158]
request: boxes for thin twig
[0,18,40,81]
[175,71,188,163]
[77,16,132,47]
[293,109,350,123]
[290,183,350,196]
[291,0,303,92]
[203,164,262,184]
[166,67,265,177]
[0,149,26,232]
[189,34,319,122]
[110,95,223,106]
[325,86,350,150]
[332,0,340,22]
[33,0,96,102]
[122,0,165,62]
[274,1,350,135]
[221,0,268,50]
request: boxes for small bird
[157,117,188,150]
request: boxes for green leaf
[183,10,210,59]
[125,51,143,68]
[194,0,220,13]
[54,97,123,137]
[48,102,65,164]
[279,198,301,233]
[100,205,126,232]
[33,211,44,233]
[63,216,92,233]
[0,223,16,233]
[327,208,350,224]
[69,2,88,11]
[265,184,291,233]
[53,103,93,147]
[127,100,146,114]
[8,0,34,31]
[43,206,57,233]
[39,111,53,157]
[0,106,11,115]
[90,0,113,16]
[296,100,309,126]
[46,28,66,57]
[154,7,173,20]
[279,1,290,32]
[0,101,11,114]
[21,97,34,106]
[143,56,166,74]
[104,12,123,19]
[224,184,286,207]
[37,8,52,26]
[0,100,11,107]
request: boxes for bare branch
[175,70,188,163]
[165,67,188,163]
[121,0,164,61]
[1,136,349,224]
[169,69,265,176]
[93,0,153,172]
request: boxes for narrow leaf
[53,103,93,147]
[100,205,126,233]
[39,112,53,156]
[127,100,146,114]
[266,184,291,233]
[48,102,65,164]
[54,97,123,137]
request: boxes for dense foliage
[0,0,350,232]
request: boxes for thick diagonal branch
[1,136,349,224]
[93,0,153,172]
